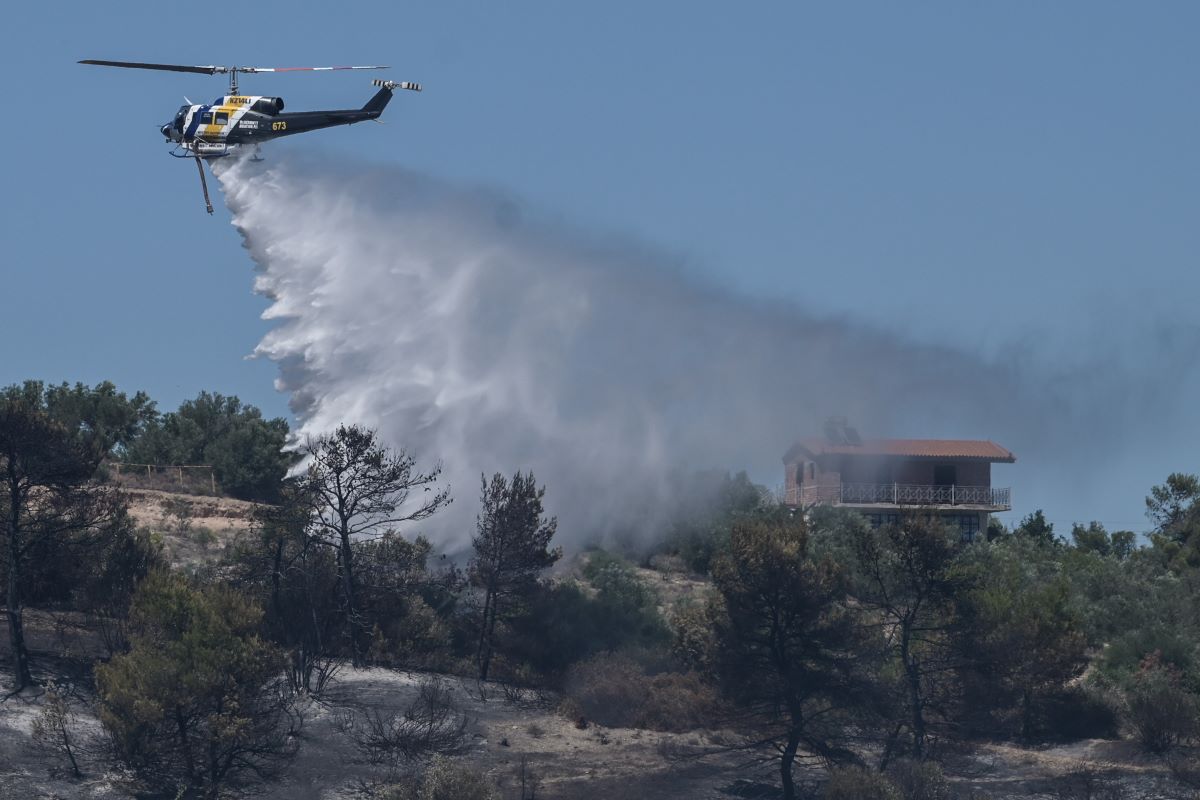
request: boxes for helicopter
[79,59,422,214]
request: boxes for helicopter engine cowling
[251,97,285,115]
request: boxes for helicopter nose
[160,123,173,139]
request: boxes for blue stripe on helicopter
[185,105,209,139]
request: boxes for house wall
[784,454,998,508]
[808,456,992,487]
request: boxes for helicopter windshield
[174,106,188,129]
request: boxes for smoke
[214,152,1199,549]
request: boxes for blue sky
[2,2,1197,531]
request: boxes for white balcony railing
[786,483,1011,510]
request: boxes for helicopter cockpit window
[199,111,213,125]
[214,112,229,125]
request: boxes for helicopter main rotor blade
[79,59,221,75]
[238,65,389,73]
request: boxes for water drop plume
[215,152,1198,549]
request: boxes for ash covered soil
[0,668,771,800]
[1,667,1194,800]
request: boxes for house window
[958,514,980,543]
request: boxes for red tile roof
[785,438,1015,463]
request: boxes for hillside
[122,488,260,567]
[5,476,1200,800]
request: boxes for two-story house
[782,435,1015,542]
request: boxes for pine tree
[710,512,873,800]
[470,471,560,682]
[852,514,961,760]
[96,572,297,797]
[1,383,127,690]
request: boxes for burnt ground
[0,667,777,800]
[3,662,1200,800]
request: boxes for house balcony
[785,483,1011,511]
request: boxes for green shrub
[661,471,768,573]
[96,573,296,796]
[504,570,671,679]
[581,551,670,646]
[1123,653,1199,753]
[1099,624,1196,683]
[191,526,217,548]
[669,597,718,673]
[823,766,902,800]
[1038,685,1120,741]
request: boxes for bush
[191,526,217,548]
[581,551,671,646]
[1166,751,1200,790]
[669,597,718,673]
[96,573,298,796]
[1053,762,1123,800]
[1099,623,1196,683]
[367,597,452,668]
[823,766,902,800]
[661,471,768,573]
[641,671,723,731]
[563,652,720,731]
[419,756,498,800]
[888,759,951,800]
[1123,653,1199,753]
[30,683,84,778]
[503,573,670,680]
[382,756,499,800]
[340,677,469,767]
[1038,685,1120,741]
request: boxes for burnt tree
[301,425,449,666]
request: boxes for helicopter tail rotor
[363,79,422,115]
[372,79,422,92]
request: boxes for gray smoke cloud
[214,152,1200,549]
